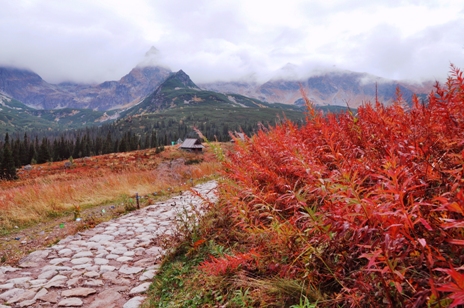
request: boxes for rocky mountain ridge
[200,70,433,107]
[0,65,171,110]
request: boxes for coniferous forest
[0,113,294,180]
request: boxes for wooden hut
[179,138,204,152]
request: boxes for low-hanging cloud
[0,0,463,85]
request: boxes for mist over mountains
[0,61,432,113]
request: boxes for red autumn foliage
[199,250,259,276]
[216,65,464,306]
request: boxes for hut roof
[180,138,204,149]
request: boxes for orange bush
[215,65,464,306]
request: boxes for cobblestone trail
[0,181,217,308]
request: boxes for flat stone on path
[139,269,157,281]
[119,265,144,275]
[129,282,151,294]
[89,234,114,242]
[100,265,116,273]
[94,257,109,265]
[7,289,36,304]
[50,257,71,265]
[58,297,83,307]
[73,251,93,258]
[62,287,96,297]
[58,248,74,257]
[0,288,25,301]
[123,296,146,308]
[87,289,124,308]
[37,289,59,303]
[0,283,13,290]
[71,257,93,265]
[84,279,104,287]
[83,271,100,278]
[38,269,57,279]
[116,256,133,263]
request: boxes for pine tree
[1,133,17,180]
[37,138,51,164]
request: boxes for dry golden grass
[0,146,221,231]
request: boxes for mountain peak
[145,46,160,57]
[137,46,168,69]
[161,70,199,90]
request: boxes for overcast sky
[1,0,463,84]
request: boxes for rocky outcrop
[0,65,171,110]
[200,70,432,107]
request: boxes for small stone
[20,250,49,264]
[84,279,104,287]
[18,261,39,268]
[71,257,92,265]
[119,265,144,275]
[62,287,97,297]
[7,277,31,287]
[0,288,24,301]
[139,270,157,281]
[58,297,83,307]
[44,275,67,288]
[0,283,14,290]
[73,264,93,270]
[123,251,135,257]
[37,289,59,303]
[67,277,81,287]
[102,271,118,280]
[73,251,93,258]
[33,288,48,300]
[87,289,123,308]
[41,265,72,272]
[50,258,71,265]
[129,282,151,294]
[145,246,164,255]
[71,270,84,278]
[89,234,114,242]
[94,258,109,265]
[111,247,127,255]
[38,270,57,279]
[29,278,47,287]
[134,248,145,256]
[58,248,73,257]
[19,298,36,307]
[134,258,155,267]
[7,289,36,304]
[0,266,19,274]
[100,265,116,273]
[116,256,133,263]
[114,278,131,286]
[83,271,100,278]
[137,241,151,247]
[123,296,145,308]
[105,254,119,260]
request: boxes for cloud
[340,19,464,82]
[0,0,463,84]
[0,1,149,83]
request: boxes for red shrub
[217,65,464,306]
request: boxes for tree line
[0,118,266,180]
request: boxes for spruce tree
[1,133,17,180]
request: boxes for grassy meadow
[0,145,221,232]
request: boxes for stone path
[0,181,217,308]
